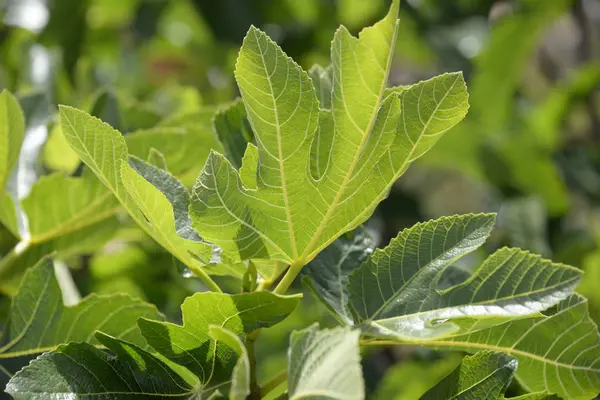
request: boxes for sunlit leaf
[59,106,224,288]
[189,0,469,268]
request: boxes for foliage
[1,0,600,399]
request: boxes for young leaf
[189,0,469,269]
[425,294,600,400]
[59,106,223,290]
[422,351,517,399]
[208,326,250,400]
[6,332,198,399]
[137,292,301,388]
[0,260,162,386]
[301,227,375,324]
[347,214,581,339]
[287,325,364,400]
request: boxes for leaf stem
[246,330,261,399]
[0,240,30,281]
[260,370,287,398]
[53,260,81,306]
[273,262,303,295]
[188,264,222,293]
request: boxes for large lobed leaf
[188,0,469,266]
[0,260,162,390]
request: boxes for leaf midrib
[300,20,400,264]
[253,28,299,259]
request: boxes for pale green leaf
[21,172,119,243]
[189,0,469,267]
[422,351,517,399]
[0,90,25,237]
[287,325,364,400]
[59,106,223,287]
[0,90,25,194]
[423,294,600,400]
[347,214,581,339]
[6,332,197,400]
[301,227,374,324]
[0,260,162,386]
[208,326,250,400]
[0,171,120,289]
[138,292,301,387]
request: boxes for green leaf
[213,99,254,169]
[126,116,223,179]
[0,90,25,237]
[6,332,197,399]
[422,351,517,399]
[59,106,223,289]
[372,355,462,400]
[0,170,121,287]
[425,294,600,400]
[22,172,119,244]
[347,214,581,339]
[287,325,364,400]
[208,326,250,400]
[0,90,25,194]
[189,0,469,267]
[0,260,162,386]
[301,227,374,324]
[137,291,301,388]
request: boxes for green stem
[273,262,303,295]
[0,240,30,281]
[246,330,261,399]
[187,264,222,293]
[260,370,287,398]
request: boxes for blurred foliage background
[0,0,599,398]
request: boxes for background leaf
[6,332,197,400]
[287,325,364,400]
[138,292,300,388]
[0,260,162,390]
